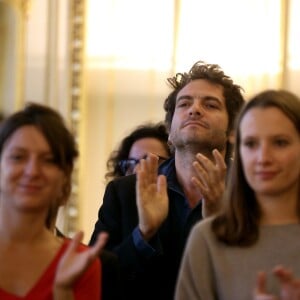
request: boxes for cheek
[0,164,17,186]
[169,117,179,139]
[215,114,229,131]
[170,113,180,128]
[50,172,66,197]
[240,149,253,177]
[283,152,300,175]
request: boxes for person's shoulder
[187,217,218,249]
[192,216,215,235]
[62,238,92,253]
[108,174,136,188]
[104,174,137,202]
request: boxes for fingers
[192,149,226,201]
[157,174,167,196]
[272,265,294,284]
[138,153,158,185]
[272,266,300,300]
[255,271,267,294]
[192,159,208,190]
[254,271,278,300]
[65,231,84,255]
[66,231,108,259]
[212,149,227,173]
[193,150,226,183]
[89,232,109,258]
[254,267,300,300]
[195,149,226,173]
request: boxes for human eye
[242,139,257,149]
[176,100,189,108]
[204,100,221,110]
[44,155,56,164]
[176,96,192,108]
[205,103,218,109]
[273,138,289,147]
[40,152,56,165]
[9,152,25,162]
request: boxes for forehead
[177,79,225,103]
[129,137,167,158]
[240,107,298,137]
[3,125,51,153]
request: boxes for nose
[189,100,203,116]
[24,158,41,176]
[256,143,272,164]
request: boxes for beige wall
[0,1,169,243]
[2,0,300,244]
[0,2,22,114]
[81,67,169,240]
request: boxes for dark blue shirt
[132,158,203,258]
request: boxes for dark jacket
[90,159,203,300]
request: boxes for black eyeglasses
[118,155,168,175]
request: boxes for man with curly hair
[90,61,245,300]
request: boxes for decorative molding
[63,0,86,237]
[20,0,31,17]
[2,0,32,18]
[0,0,29,111]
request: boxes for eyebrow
[8,146,53,155]
[176,95,193,102]
[176,94,223,104]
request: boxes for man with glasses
[90,61,245,300]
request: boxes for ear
[228,129,235,144]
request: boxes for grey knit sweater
[175,217,300,300]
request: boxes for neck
[0,208,48,244]
[176,143,222,159]
[175,150,215,208]
[258,189,299,225]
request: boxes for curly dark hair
[105,122,171,182]
[164,61,245,163]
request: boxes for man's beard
[169,128,227,155]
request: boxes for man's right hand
[136,153,168,241]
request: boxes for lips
[183,120,209,129]
[255,171,278,180]
[19,184,42,193]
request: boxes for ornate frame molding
[1,0,86,236]
[63,0,86,236]
[0,0,30,111]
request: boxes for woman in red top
[0,103,105,300]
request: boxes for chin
[255,187,285,197]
